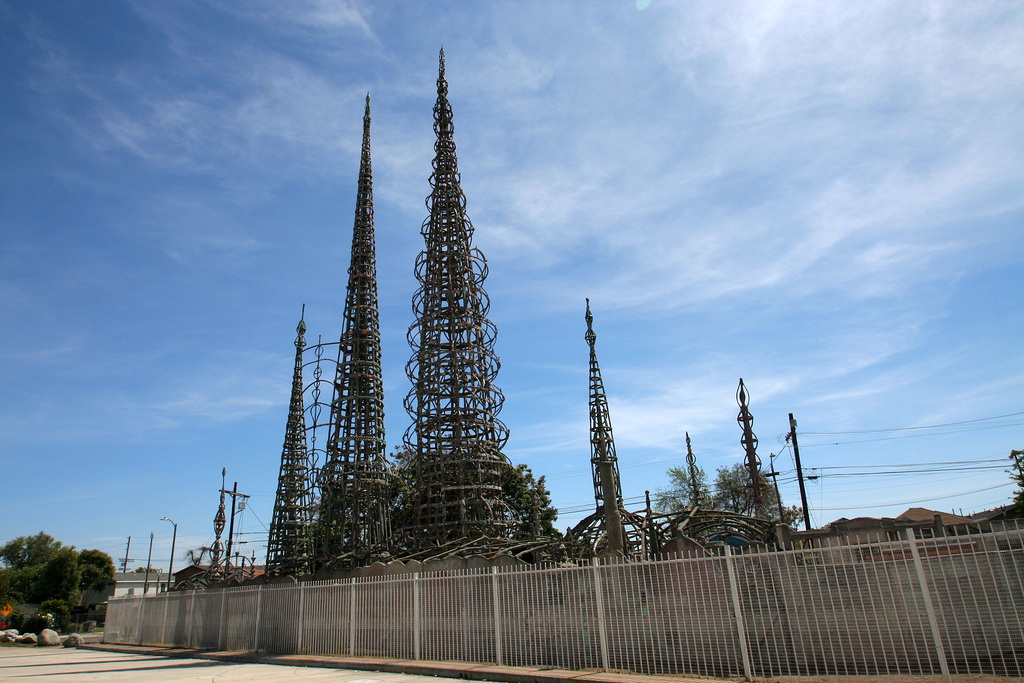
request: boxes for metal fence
[105,523,1024,681]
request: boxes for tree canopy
[1010,448,1023,518]
[0,531,115,613]
[387,447,559,539]
[655,462,802,526]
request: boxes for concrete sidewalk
[0,645,476,682]
[76,642,719,683]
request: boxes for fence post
[253,587,263,652]
[723,546,753,681]
[905,528,951,683]
[590,557,610,671]
[136,596,146,645]
[136,593,146,643]
[187,590,196,648]
[296,583,305,654]
[161,594,169,645]
[218,589,227,651]
[413,573,421,661]
[349,577,356,656]
[491,566,503,666]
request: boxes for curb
[80,643,721,683]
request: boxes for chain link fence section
[105,520,1024,682]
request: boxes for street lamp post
[160,517,177,593]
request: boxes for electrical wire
[800,411,1024,435]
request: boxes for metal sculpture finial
[585,298,596,346]
[685,431,701,507]
[736,378,764,515]
[297,303,306,337]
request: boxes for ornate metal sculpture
[318,95,391,567]
[736,378,764,514]
[566,300,649,559]
[404,49,512,546]
[265,307,315,577]
[212,467,227,577]
[685,431,701,507]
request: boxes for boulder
[38,629,61,646]
[16,633,37,644]
[62,633,85,648]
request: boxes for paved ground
[0,646,481,682]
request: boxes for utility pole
[766,452,786,523]
[788,413,812,531]
[221,481,251,569]
[142,533,154,595]
[120,536,131,573]
[161,517,177,592]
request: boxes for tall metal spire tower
[318,95,391,565]
[404,49,511,545]
[266,307,315,577]
[584,299,626,555]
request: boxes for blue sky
[1,1,1022,570]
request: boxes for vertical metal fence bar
[412,573,420,661]
[217,589,226,650]
[253,586,263,652]
[906,528,951,683]
[349,577,356,656]
[296,583,305,654]
[590,557,610,671]
[136,595,145,645]
[161,595,168,645]
[723,546,752,681]
[490,566,502,666]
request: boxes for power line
[815,482,1013,511]
[800,411,1024,436]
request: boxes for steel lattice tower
[318,95,391,565]
[266,308,315,577]
[585,299,626,554]
[404,49,511,544]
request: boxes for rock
[62,633,85,647]
[17,633,37,644]
[4,629,18,636]
[37,629,61,646]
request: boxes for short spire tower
[319,95,391,566]
[266,306,315,577]
[736,378,765,516]
[404,49,511,544]
[585,299,626,555]
[685,431,702,507]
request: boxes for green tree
[0,532,63,570]
[657,462,802,525]
[710,463,802,525]
[34,546,81,606]
[78,549,115,592]
[500,464,559,539]
[1010,449,1024,518]
[387,446,560,538]
[653,464,710,512]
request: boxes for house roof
[897,507,973,525]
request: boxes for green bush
[20,612,52,635]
